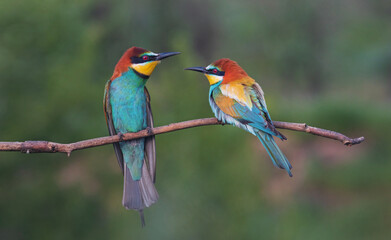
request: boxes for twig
[0,118,364,156]
[272,121,364,146]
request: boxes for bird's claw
[117,132,124,141]
[145,127,153,135]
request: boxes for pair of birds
[103,47,292,225]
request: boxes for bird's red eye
[142,56,149,61]
[212,69,218,74]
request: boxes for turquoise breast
[109,69,148,180]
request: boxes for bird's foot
[145,127,153,135]
[117,132,125,141]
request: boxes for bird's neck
[209,81,222,96]
[112,68,149,89]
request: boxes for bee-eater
[185,58,292,177]
[103,47,180,225]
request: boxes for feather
[103,80,125,174]
[105,72,159,225]
[220,82,253,109]
[144,88,156,183]
[209,81,291,176]
[256,131,292,177]
[251,83,286,140]
[122,158,159,208]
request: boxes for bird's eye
[142,55,149,61]
[212,69,218,74]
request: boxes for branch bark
[0,118,364,156]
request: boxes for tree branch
[0,118,364,156]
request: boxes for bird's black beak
[156,52,181,60]
[184,67,207,73]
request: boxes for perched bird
[185,58,292,177]
[104,47,180,225]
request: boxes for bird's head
[185,58,248,85]
[111,47,180,80]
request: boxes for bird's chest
[109,78,147,133]
[209,87,236,117]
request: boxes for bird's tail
[123,159,159,226]
[256,131,293,177]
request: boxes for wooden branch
[0,118,364,156]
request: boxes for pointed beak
[184,67,207,73]
[156,52,181,60]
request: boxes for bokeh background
[1,0,391,239]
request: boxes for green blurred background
[1,0,391,239]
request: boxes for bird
[185,58,292,177]
[103,47,180,225]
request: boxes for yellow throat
[132,61,161,76]
[205,74,223,85]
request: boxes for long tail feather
[123,160,159,225]
[256,131,292,177]
[139,210,145,227]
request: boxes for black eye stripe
[131,55,157,64]
[207,68,225,76]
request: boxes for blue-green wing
[232,100,278,137]
[213,84,291,175]
[250,83,286,140]
[104,80,125,174]
[217,84,285,139]
[144,87,156,183]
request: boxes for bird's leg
[217,119,225,126]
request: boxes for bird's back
[209,78,284,139]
